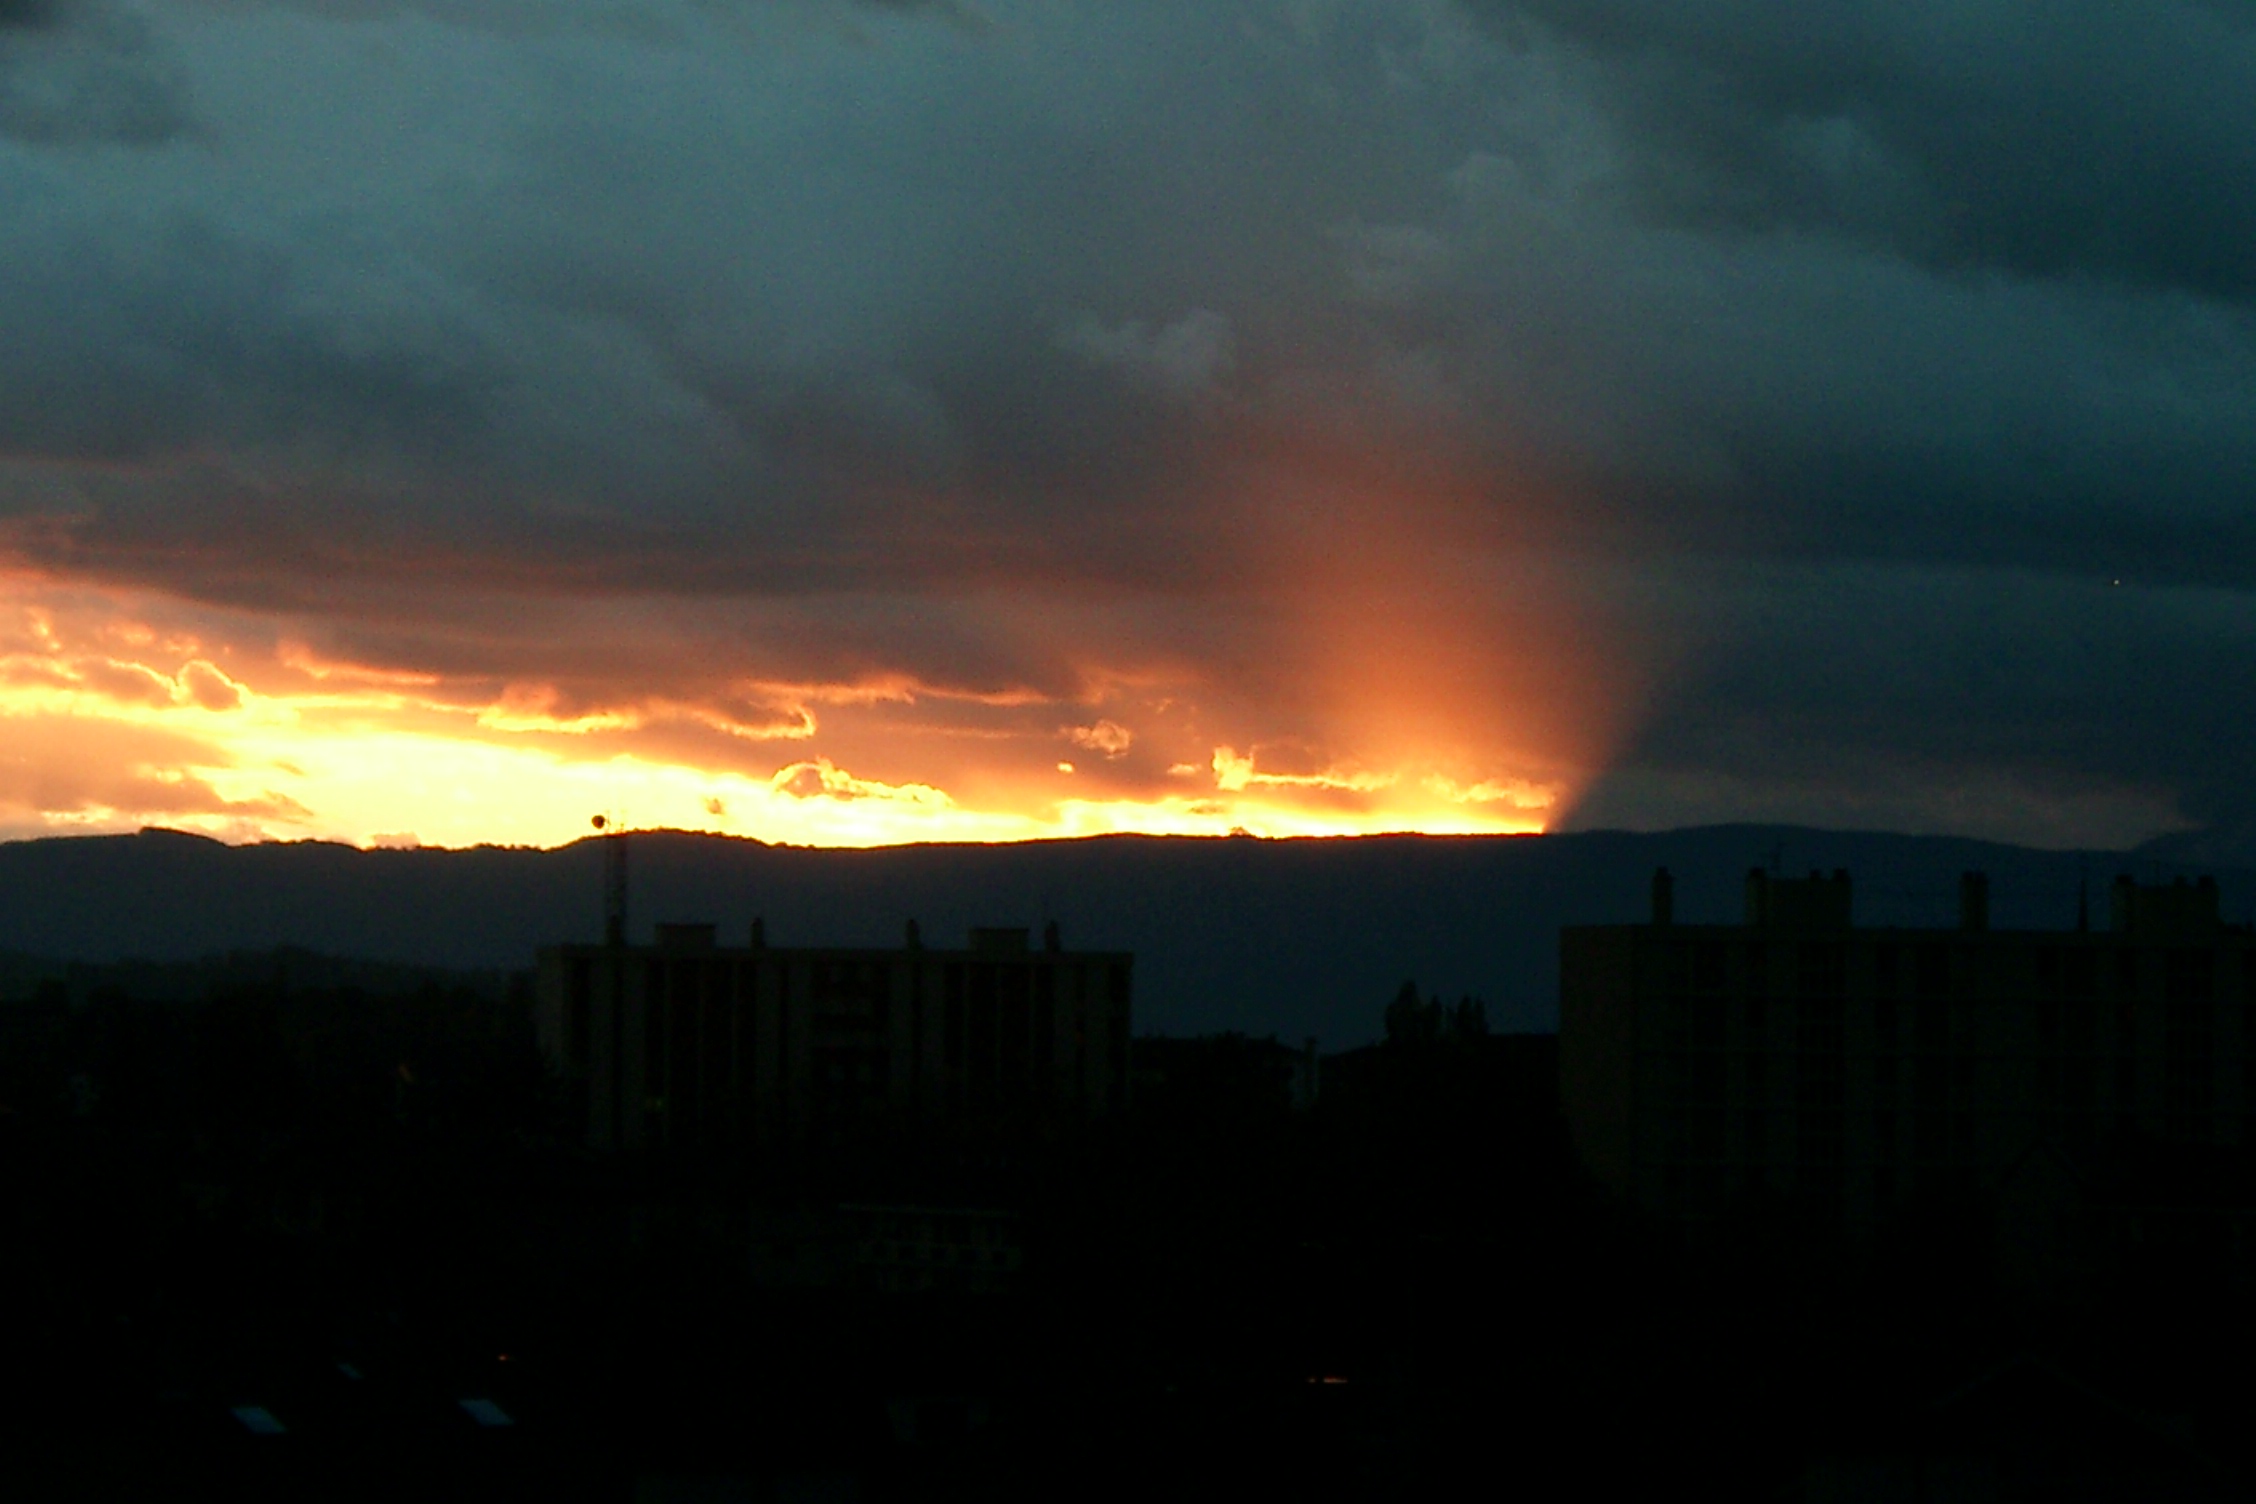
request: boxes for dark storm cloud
[0,0,192,143]
[13,0,2242,590]
[0,212,501,467]
[1432,2,2256,566]
[0,1,65,30]
[0,3,1408,598]
[1475,0,2256,297]
[1568,562,2256,845]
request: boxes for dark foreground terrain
[3,965,2252,1500]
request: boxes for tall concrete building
[536,920,1131,1152]
[1561,868,2256,1228]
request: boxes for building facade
[536,921,1131,1152]
[1561,868,2256,1228]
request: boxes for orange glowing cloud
[0,384,1639,854]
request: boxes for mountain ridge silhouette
[0,825,2246,1042]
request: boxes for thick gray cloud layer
[1482,0,2256,296]
[0,0,2252,848]
[0,1,191,143]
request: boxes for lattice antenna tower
[592,813,629,947]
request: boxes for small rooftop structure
[2110,873,2222,939]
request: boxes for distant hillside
[0,946,512,1007]
[0,827,2245,1044]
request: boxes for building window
[2235,1000,2256,1143]
[2064,1049,2097,1132]
[777,961,792,1073]
[1691,996,1726,1051]
[1916,945,1950,997]
[2037,998,2061,1118]
[1655,993,1688,1053]
[1914,997,1947,1056]
[1109,1005,1129,1113]
[2165,995,2215,1142]
[1796,1111,1845,1213]
[1955,945,1985,995]
[2114,996,2137,1132]
[2167,949,2215,1003]
[968,966,998,1090]
[999,965,1032,1098]
[1034,966,1056,1075]
[567,958,591,1069]
[1913,1109,1947,1165]
[943,965,965,1074]
[1798,943,1846,997]
[1914,1048,1947,1113]
[1797,995,1844,1056]
[1797,1052,1845,1112]
[1657,1105,1688,1162]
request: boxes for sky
[0,1,2251,853]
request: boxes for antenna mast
[593,815,628,947]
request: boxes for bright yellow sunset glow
[0,579,1568,849]
[0,703,1555,848]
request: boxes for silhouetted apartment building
[536,921,1130,1152]
[1561,868,2256,1227]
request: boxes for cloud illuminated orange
[0,544,1580,848]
